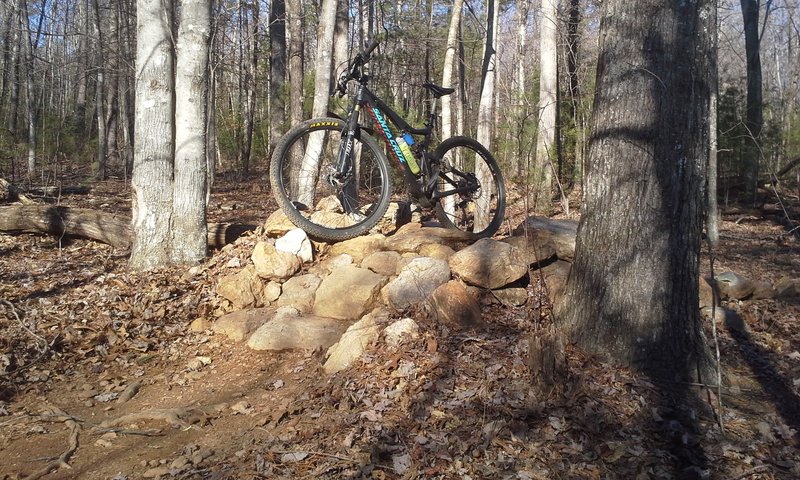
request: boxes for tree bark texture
[130,0,175,270]
[557,0,716,381]
[741,0,763,201]
[173,0,211,264]
[269,0,287,154]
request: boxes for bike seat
[422,82,455,98]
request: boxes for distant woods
[0,0,797,203]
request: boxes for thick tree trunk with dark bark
[557,0,717,382]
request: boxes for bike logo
[370,108,405,164]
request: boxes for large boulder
[327,234,387,263]
[449,238,527,289]
[429,280,482,329]
[361,250,402,277]
[276,274,322,313]
[313,266,388,320]
[383,224,471,253]
[384,257,451,310]
[213,308,274,342]
[511,216,578,262]
[246,307,348,351]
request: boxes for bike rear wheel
[270,117,393,242]
[433,136,506,239]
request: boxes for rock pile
[209,209,800,374]
[209,210,577,374]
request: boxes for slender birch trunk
[533,0,558,211]
[441,0,463,142]
[130,0,175,269]
[474,0,498,231]
[172,0,211,264]
[296,0,337,206]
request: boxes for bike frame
[345,83,434,174]
[337,78,474,206]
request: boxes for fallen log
[0,205,256,249]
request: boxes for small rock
[142,466,170,478]
[276,274,322,313]
[252,241,301,281]
[324,310,388,374]
[492,287,528,307]
[361,251,402,277]
[216,266,266,309]
[191,447,215,465]
[383,318,420,347]
[715,271,755,300]
[93,392,119,403]
[226,257,242,268]
[190,317,212,332]
[170,456,191,470]
[775,277,800,299]
[275,228,313,263]
[263,209,296,236]
[117,380,142,404]
[327,235,387,263]
[231,400,254,415]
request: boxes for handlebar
[335,37,381,96]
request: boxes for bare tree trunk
[237,0,258,173]
[286,0,303,128]
[296,0,337,205]
[439,0,464,218]
[741,0,763,202]
[534,0,558,211]
[73,0,89,139]
[172,0,211,264]
[22,0,49,179]
[92,0,106,180]
[557,0,717,381]
[513,0,530,179]
[130,0,175,270]
[474,0,498,231]
[707,7,720,246]
[441,0,463,142]
[269,0,287,156]
[333,0,349,87]
[4,0,22,138]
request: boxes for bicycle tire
[432,136,506,239]
[270,117,393,242]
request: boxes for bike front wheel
[270,117,393,242]
[433,136,506,239]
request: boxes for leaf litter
[0,177,799,479]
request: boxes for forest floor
[1,173,799,480]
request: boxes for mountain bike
[270,37,506,242]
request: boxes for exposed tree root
[98,407,206,430]
[25,407,80,480]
